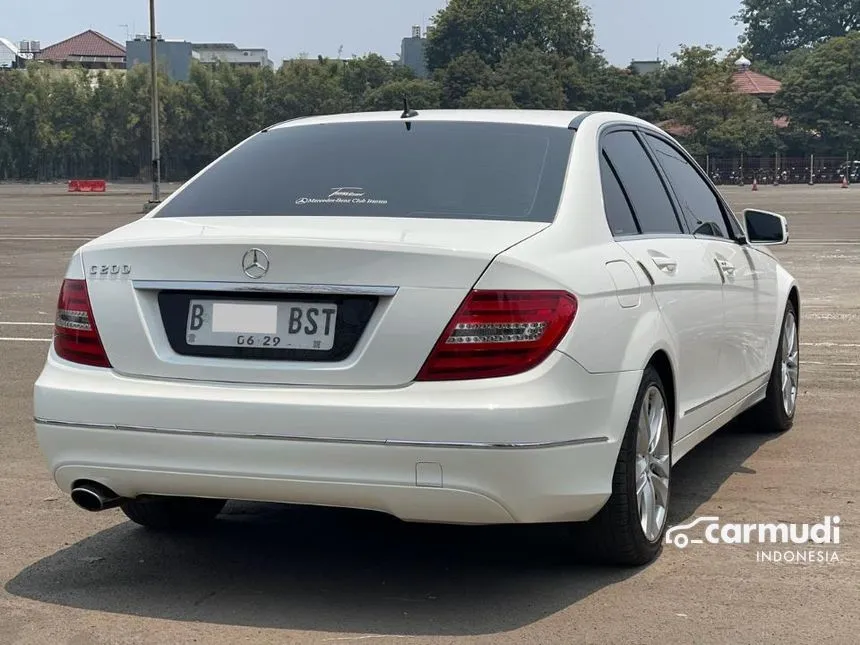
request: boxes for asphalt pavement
[0,183,857,644]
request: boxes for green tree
[0,73,20,177]
[746,47,812,81]
[662,68,780,157]
[361,79,442,111]
[648,44,727,103]
[459,87,518,109]
[564,57,666,120]
[438,52,493,108]
[425,0,594,71]
[89,72,132,178]
[777,32,860,154]
[736,0,860,63]
[269,58,352,122]
[495,42,566,109]
[0,69,32,178]
[123,65,164,180]
[341,54,403,109]
[672,45,726,81]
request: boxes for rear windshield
[155,121,574,223]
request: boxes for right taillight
[416,290,578,381]
[53,278,111,368]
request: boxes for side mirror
[743,209,789,246]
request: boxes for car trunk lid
[81,216,548,387]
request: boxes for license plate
[185,300,337,351]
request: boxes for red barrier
[68,179,106,193]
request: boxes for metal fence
[6,151,859,186]
[697,155,860,186]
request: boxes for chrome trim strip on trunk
[33,418,608,450]
[683,371,770,416]
[132,280,398,297]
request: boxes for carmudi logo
[665,516,842,564]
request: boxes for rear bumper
[36,423,619,524]
[34,349,642,524]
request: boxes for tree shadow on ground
[6,421,777,636]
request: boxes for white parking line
[801,342,860,348]
[0,337,51,342]
[0,322,53,326]
[1,214,109,218]
[788,240,860,245]
[0,236,91,241]
[321,636,413,642]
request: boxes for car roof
[268,109,647,131]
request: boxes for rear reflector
[416,290,577,381]
[54,279,111,368]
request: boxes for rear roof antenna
[401,97,418,119]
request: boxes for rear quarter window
[601,130,684,235]
[600,153,640,236]
[156,121,575,223]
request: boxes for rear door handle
[651,256,678,273]
[716,259,735,277]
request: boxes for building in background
[192,43,273,68]
[400,25,429,78]
[731,56,782,101]
[630,60,662,75]
[126,39,273,80]
[16,39,41,64]
[0,37,24,68]
[126,35,196,81]
[35,29,125,69]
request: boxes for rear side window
[602,131,683,235]
[600,153,639,236]
[643,134,729,238]
[156,121,575,223]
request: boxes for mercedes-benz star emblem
[242,248,270,279]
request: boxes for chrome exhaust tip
[70,482,122,512]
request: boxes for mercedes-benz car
[34,110,799,565]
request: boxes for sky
[7,0,744,66]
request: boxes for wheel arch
[787,285,800,327]
[647,349,676,442]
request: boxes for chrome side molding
[34,418,608,451]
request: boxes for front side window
[601,131,683,235]
[644,134,729,238]
[156,121,575,223]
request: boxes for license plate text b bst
[184,300,338,351]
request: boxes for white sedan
[34,110,799,565]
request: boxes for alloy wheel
[781,311,799,417]
[635,386,671,542]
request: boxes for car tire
[743,300,798,433]
[577,366,672,566]
[121,496,227,530]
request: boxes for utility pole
[148,0,161,207]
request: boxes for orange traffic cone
[752,178,758,192]
[842,176,850,189]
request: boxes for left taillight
[53,278,111,368]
